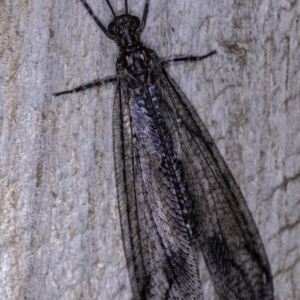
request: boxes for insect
[54,0,274,299]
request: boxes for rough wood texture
[1,0,299,299]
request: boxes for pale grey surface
[0,0,299,299]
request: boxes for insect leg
[53,77,117,96]
[161,50,217,66]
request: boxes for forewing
[113,81,203,300]
[160,68,274,300]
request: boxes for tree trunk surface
[1,0,299,299]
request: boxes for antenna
[80,0,114,39]
[138,0,149,33]
[105,0,116,18]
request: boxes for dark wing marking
[160,67,274,300]
[113,79,204,300]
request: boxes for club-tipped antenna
[138,0,149,33]
[105,0,116,18]
[125,0,128,14]
[80,0,114,39]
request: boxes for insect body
[55,1,274,299]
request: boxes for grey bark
[0,0,299,299]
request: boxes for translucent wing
[160,67,274,300]
[113,79,203,300]
[113,58,273,299]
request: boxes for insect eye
[132,16,140,29]
[108,21,116,36]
